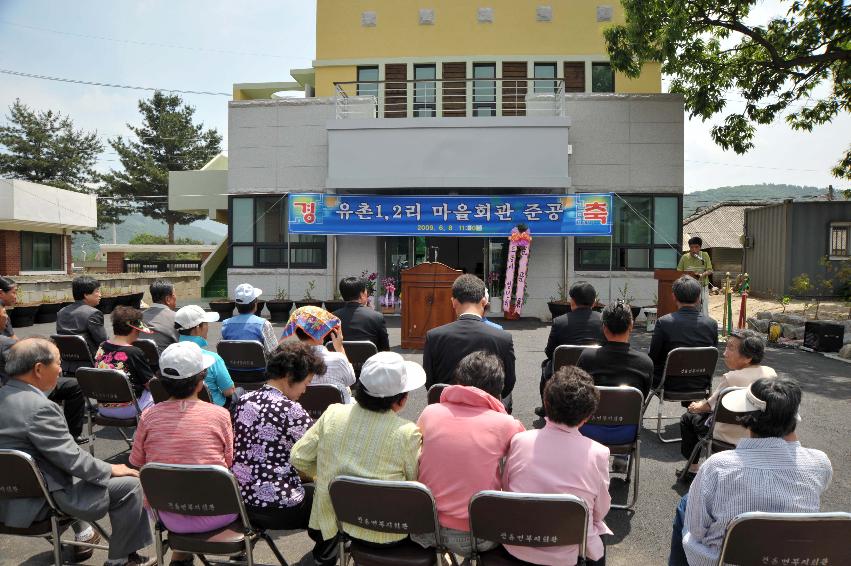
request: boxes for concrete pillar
[0,230,21,275]
[106,251,125,274]
[65,235,73,275]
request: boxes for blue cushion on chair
[580,424,637,445]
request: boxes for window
[829,223,850,258]
[229,195,327,269]
[533,63,557,94]
[575,195,681,271]
[472,63,496,116]
[591,62,615,92]
[413,64,436,117]
[21,231,63,272]
[356,66,379,99]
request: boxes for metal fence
[123,260,202,273]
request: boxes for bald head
[6,338,61,391]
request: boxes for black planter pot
[255,300,266,316]
[113,294,133,307]
[323,300,345,313]
[97,296,119,315]
[9,305,39,328]
[294,300,323,309]
[547,302,572,319]
[630,306,642,320]
[209,301,236,321]
[119,292,145,309]
[60,300,74,311]
[35,302,63,324]
[266,300,294,323]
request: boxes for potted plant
[294,280,323,308]
[323,288,345,313]
[547,281,571,319]
[362,270,378,307]
[266,288,294,323]
[8,290,40,328]
[617,281,642,320]
[96,287,119,315]
[35,294,63,324]
[208,289,236,320]
[379,276,397,315]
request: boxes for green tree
[604,1,851,179]
[103,91,222,243]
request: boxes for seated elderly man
[0,338,152,566]
[669,377,832,566]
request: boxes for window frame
[472,63,497,117]
[356,65,379,98]
[591,62,615,93]
[533,62,558,94]
[413,64,437,117]
[828,222,851,260]
[574,194,683,271]
[20,231,64,272]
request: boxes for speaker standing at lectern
[677,237,713,317]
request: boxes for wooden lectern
[654,269,701,317]
[401,262,461,350]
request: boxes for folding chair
[140,463,287,566]
[217,340,268,390]
[50,334,94,377]
[132,339,160,373]
[716,511,851,566]
[645,346,718,443]
[553,344,600,373]
[678,386,743,482]
[579,386,644,509]
[0,449,110,566]
[427,383,449,405]
[299,384,344,421]
[329,475,447,566]
[149,377,212,405]
[468,491,589,565]
[326,340,378,379]
[74,368,142,456]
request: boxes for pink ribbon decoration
[502,227,532,316]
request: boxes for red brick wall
[106,251,125,274]
[65,235,73,274]
[0,230,21,276]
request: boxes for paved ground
[3,313,850,565]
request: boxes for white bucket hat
[359,352,426,398]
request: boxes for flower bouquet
[380,276,397,314]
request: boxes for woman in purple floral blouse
[231,341,338,566]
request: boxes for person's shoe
[125,553,155,566]
[74,436,90,446]
[675,468,697,484]
[168,557,195,566]
[71,530,100,562]
[534,406,545,417]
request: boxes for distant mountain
[684,183,828,217]
[72,214,227,260]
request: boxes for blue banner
[287,194,612,237]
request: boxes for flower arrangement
[380,276,397,308]
[361,270,378,295]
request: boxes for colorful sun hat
[281,305,341,342]
[127,319,154,334]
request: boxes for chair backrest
[712,386,747,428]
[580,386,643,446]
[0,449,52,504]
[661,346,718,391]
[469,491,588,555]
[216,340,267,383]
[140,463,250,529]
[50,334,94,366]
[553,344,600,373]
[326,340,378,378]
[132,339,159,369]
[299,384,344,421]
[329,476,439,537]
[717,511,851,566]
[427,383,449,405]
[149,377,212,405]
[75,367,137,405]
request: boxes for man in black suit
[537,281,604,415]
[56,275,108,359]
[648,275,719,388]
[333,276,390,351]
[422,274,516,406]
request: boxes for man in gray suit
[0,338,153,566]
[56,276,108,373]
[141,279,178,353]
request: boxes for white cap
[159,341,215,380]
[359,352,426,398]
[234,283,263,304]
[175,305,219,329]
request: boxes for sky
[0,0,847,194]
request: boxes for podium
[653,269,683,318]
[401,262,461,350]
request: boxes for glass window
[473,63,496,117]
[830,223,850,257]
[357,66,379,98]
[414,65,436,117]
[592,63,614,92]
[255,197,285,244]
[534,63,557,94]
[20,232,63,271]
[232,198,254,243]
[654,197,679,245]
[232,246,254,267]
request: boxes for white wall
[0,179,97,232]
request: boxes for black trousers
[679,412,711,460]
[48,376,85,438]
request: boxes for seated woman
[230,342,337,566]
[280,306,356,403]
[129,341,236,566]
[291,351,425,549]
[678,329,776,480]
[93,306,154,418]
[504,366,611,566]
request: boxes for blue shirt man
[221,283,279,355]
[175,305,236,407]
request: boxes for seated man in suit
[332,276,390,351]
[141,279,178,353]
[0,338,152,566]
[422,274,516,409]
[56,275,108,369]
[648,275,719,389]
[537,281,604,416]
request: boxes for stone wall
[10,272,202,304]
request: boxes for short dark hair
[0,276,17,293]
[339,277,366,301]
[739,377,801,438]
[6,337,56,378]
[111,306,145,336]
[72,276,100,301]
[267,341,326,383]
[688,236,703,247]
[569,281,596,307]
[453,351,505,399]
[159,372,205,399]
[730,329,765,365]
[672,275,702,304]
[544,366,599,427]
[235,300,257,315]
[354,387,407,412]
[602,301,633,334]
[149,280,175,303]
[452,274,486,304]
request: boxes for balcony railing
[334,78,566,119]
